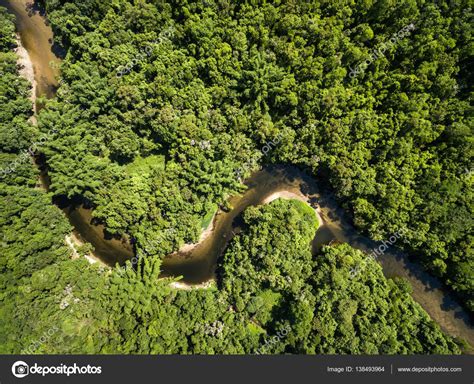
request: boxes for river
[2,0,473,349]
[0,0,59,99]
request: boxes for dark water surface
[0,0,60,99]
[4,0,472,349]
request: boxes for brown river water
[2,0,473,349]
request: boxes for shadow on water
[0,0,62,99]
[51,41,66,59]
[24,0,45,17]
[4,0,472,351]
[53,164,474,348]
[52,195,134,267]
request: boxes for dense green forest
[0,0,472,354]
[1,180,463,353]
[34,0,472,309]
[0,5,73,351]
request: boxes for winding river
[3,0,473,350]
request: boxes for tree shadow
[51,41,67,59]
[25,0,45,17]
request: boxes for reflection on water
[165,165,474,348]
[4,0,472,351]
[0,0,60,100]
[65,207,133,266]
[161,166,345,283]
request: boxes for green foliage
[38,0,472,309]
[219,200,460,354]
[0,6,74,353]
[0,0,471,355]
[308,244,461,354]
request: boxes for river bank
[0,0,60,98]
[7,0,107,269]
[170,280,215,290]
[262,190,324,227]
[176,211,217,254]
[14,33,36,114]
[4,0,472,351]
[65,233,102,265]
[164,190,324,290]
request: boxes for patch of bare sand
[176,212,216,254]
[65,233,106,266]
[14,33,37,117]
[170,280,215,290]
[262,190,324,227]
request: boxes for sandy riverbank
[12,31,101,268]
[14,33,36,115]
[65,233,105,265]
[262,190,324,228]
[170,280,215,290]
[176,191,323,259]
[169,191,325,290]
[176,212,217,254]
